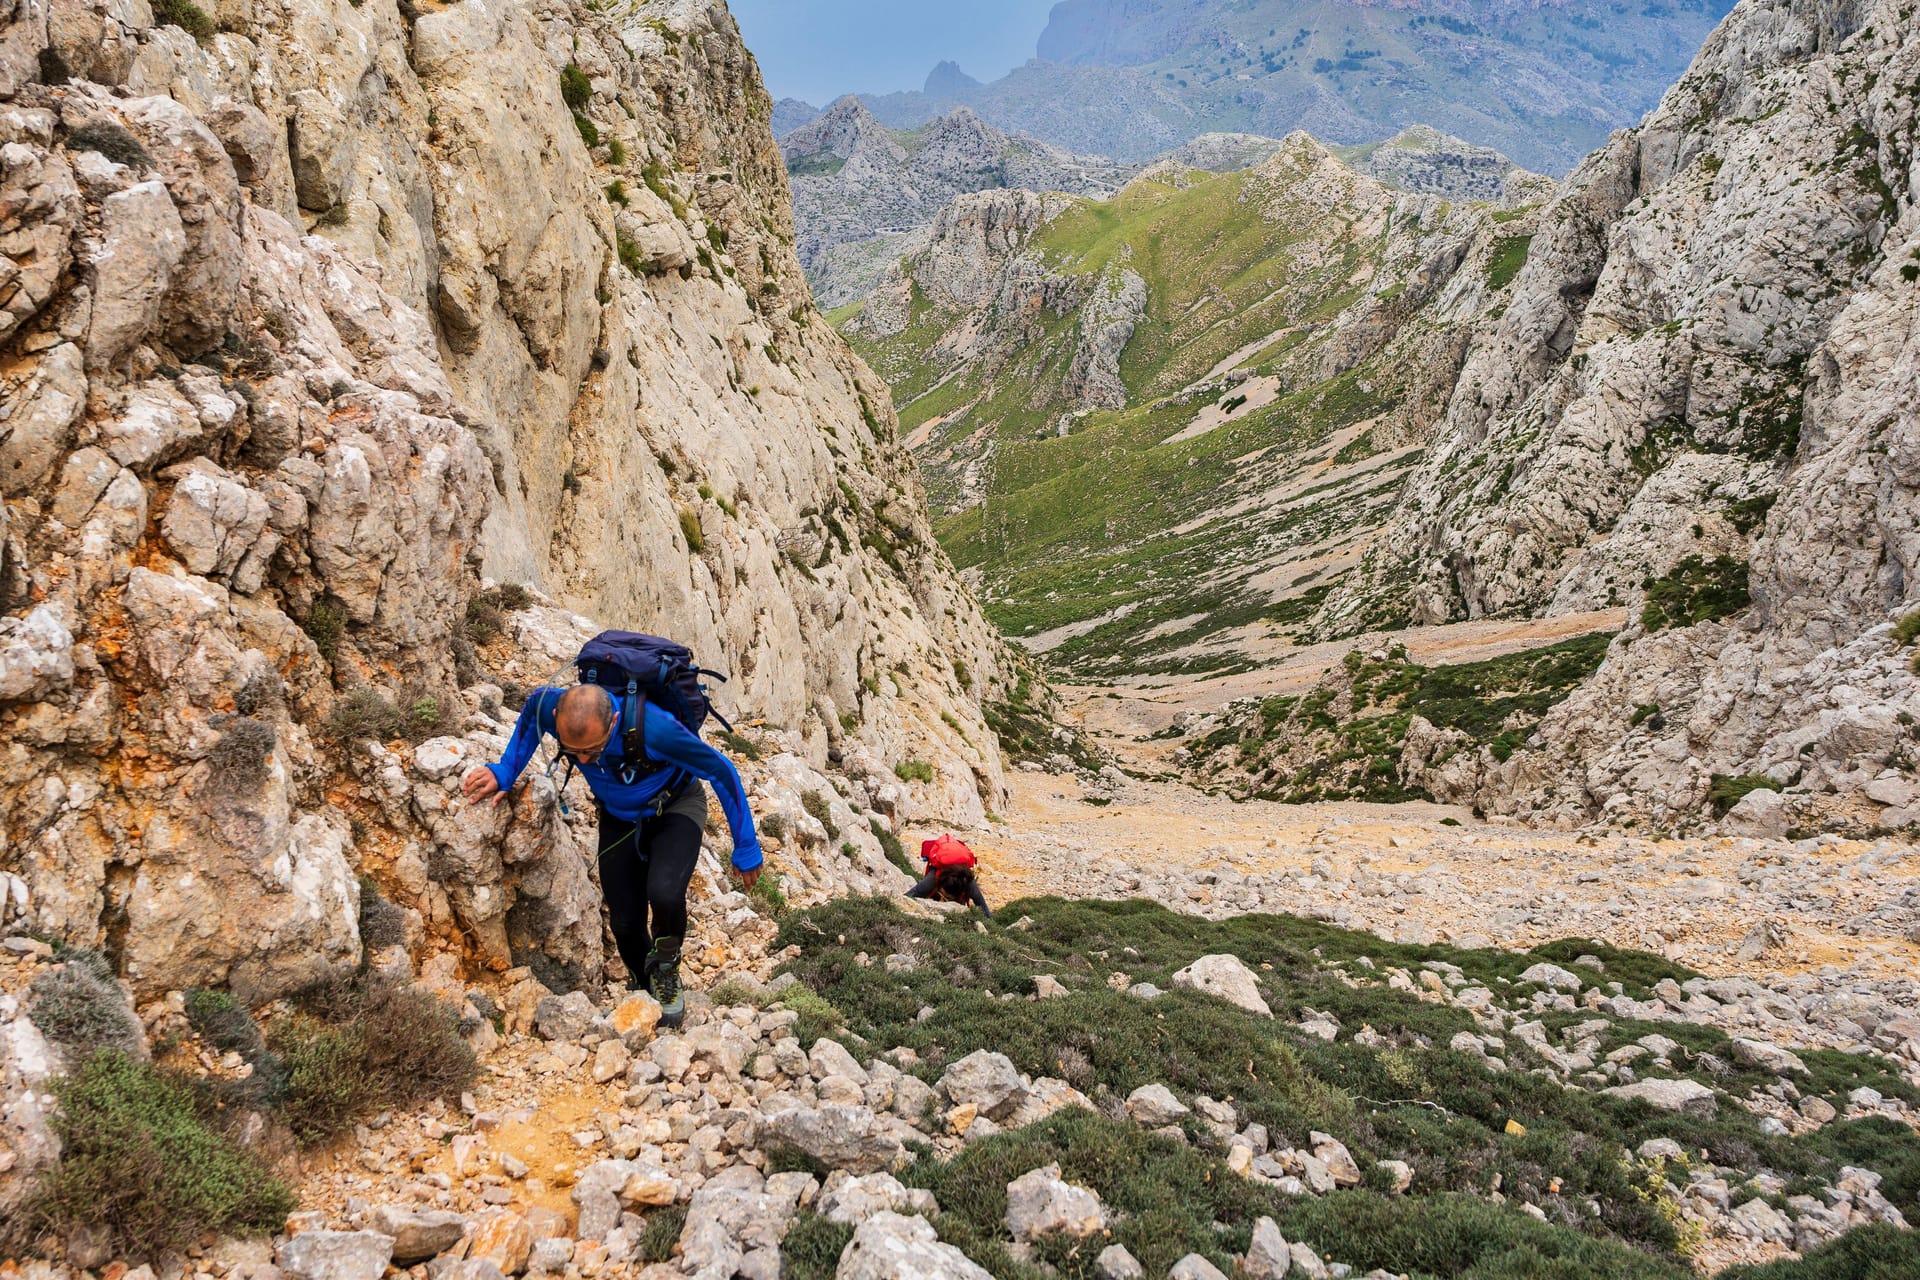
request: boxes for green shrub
[1720,1224,1920,1278]
[559,63,592,111]
[208,715,276,794]
[801,788,839,838]
[638,1206,687,1262]
[574,112,600,149]
[1893,609,1920,647]
[1641,556,1750,631]
[772,987,846,1047]
[64,121,154,171]
[607,137,627,166]
[720,729,762,760]
[894,758,935,784]
[870,819,914,876]
[19,1051,295,1261]
[28,950,145,1062]
[302,598,348,662]
[325,687,408,741]
[151,0,215,42]
[270,974,476,1145]
[747,871,789,918]
[781,1213,854,1280]
[772,894,1918,1272]
[465,583,533,645]
[605,178,630,207]
[1707,773,1777,816]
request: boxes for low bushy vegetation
[324,686,447,743]
[892,758,935,784]
[12,1052,295,1260]
[270,973,478,1145]
[464,582,533,646]
[27,948,146,1062]
[1641,555,1751,631]
[1193,632,1613,803]
[775,897,1920,1278]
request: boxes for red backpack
[921,834,977,872]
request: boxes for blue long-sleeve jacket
[486,689,762,871]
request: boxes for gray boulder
[757,1104,905,1174]
[1244,1216,1291,1279]
[534,991,596,1042]
[1096,1244,1144,1280]
[1125,1083,1190,1127]
[1169,1255,1230,1280]
[1602,1078,1717,1116]
[277,1231,395,1280]
[370,1207,466,1265]
[1171,954,1271,1016]
[1003,1164,1107,1241]
[835,1212,994,1280]
[938,1049,1028,1119]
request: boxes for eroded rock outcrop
[0,0,1014,1011]
[1322,0,1920,829]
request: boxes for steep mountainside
[0,0,1021,1018]
[1231,0,1920,833]
[855,0,1736,174]
[838,138,1546,681]
[781,99,1137,308]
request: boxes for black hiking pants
[597,781,707,989]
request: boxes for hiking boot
[646,936,685,1030]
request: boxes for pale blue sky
[729,0,1059,105]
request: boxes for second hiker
[460,632,761,1029]
[907,833,993,920]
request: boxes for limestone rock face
[1323,0,1920,829]
[0,0,1014,1000]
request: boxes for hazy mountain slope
[838,139,1542,680]
[856,0,1737,174]
[782,99,1138,307]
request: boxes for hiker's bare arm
[736,865,761,891]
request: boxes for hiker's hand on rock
[736,866,761,891]
[461,766,505,806]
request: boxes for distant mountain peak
[925,60,983,96]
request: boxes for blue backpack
[574,632,733,772]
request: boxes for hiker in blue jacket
[461,684,761,1028]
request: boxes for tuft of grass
[17,1051,295,1261]
[605,178,630,207]
[893,758,935,784]
[464,582,533,646]
[559,63,592,111]
[870,819,914,876]
[1641,556,1750,631]
[679,507,705,551]
[357,876,411,949]
[573,112,600,149]
[28,950,145,1063]
[720,729,762,761]
[773,987,847,1048]
[1893,609,1920,648]
[748,870,789,918]
[269,974,476,1146]
[1707,773,1777,817]
[781,1213,854,1280]
[638,1206,687,1262]
[801,788,840,839]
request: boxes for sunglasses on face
[558,722,616,763]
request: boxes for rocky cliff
[0,0,1018,1021]
[1318,0,1920,831]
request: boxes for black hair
[932,865,977,903]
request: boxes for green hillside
[842,144,1531,681]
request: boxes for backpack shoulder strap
[619,678,646,780]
